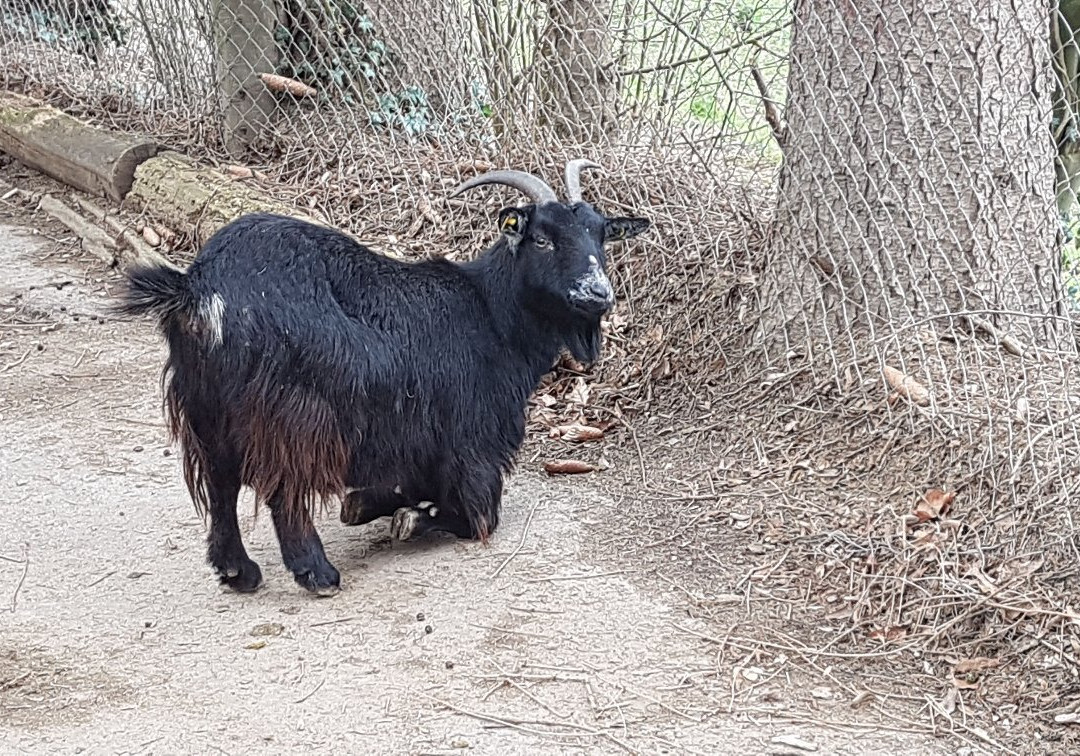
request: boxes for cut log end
[0,94,159,202]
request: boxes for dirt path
[0,211,961,754]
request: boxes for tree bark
[533,0,618,143]
[212,0,281,158]
[761,0,1065,359]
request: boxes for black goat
[114,160,650,596]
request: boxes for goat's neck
[462,245,562,382]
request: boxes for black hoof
[391,507,423,541]
[289,559,341,597]
[216,557,263,593]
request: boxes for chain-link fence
[4,0,1080,740]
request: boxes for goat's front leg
[340,485,411,525]
[267,491,341,596]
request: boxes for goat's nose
[588,281,612,301]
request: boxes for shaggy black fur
[115,200,649,595]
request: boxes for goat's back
[165,213,532,503]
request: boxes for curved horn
[450,169,558,205]
[564,158,603,203]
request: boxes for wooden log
[36,194,118,266]
[0,91,158,202]
[126,150,328,247]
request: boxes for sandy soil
[0,205,965,754]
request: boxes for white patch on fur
[428,506,439,517]
[394,485,403,495]
[570,255,613,304]
[198,292,226,347]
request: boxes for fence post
[212,0,280,158]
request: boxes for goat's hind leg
[267,491,341,596]
[204,463,263,592]
[177,390,262,592]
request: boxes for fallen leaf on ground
[912,488,956,522]
[954,657,1000,675]
[567,378,591,406]
[770,734,817,752]
[868,625,907,642]
[543,459,595,475]
[250,622,285,637]
[550,423,605,442]
[951,657,999,689]
[882,365,930,405]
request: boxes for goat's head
[451,160,650,360]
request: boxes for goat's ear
[498,207,530,243]
[604,216,650,243]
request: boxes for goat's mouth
[567,292,614,317]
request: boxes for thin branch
[618,22,792,77]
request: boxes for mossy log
[127,151,326,247]
[0,92,158,202]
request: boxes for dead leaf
[868,625,907,642]
[543,459,595,475]
[850,690,875,709]
[258,72,317,97]
[882,365,930,406]
[552,423,605,443]
[912,488,956,522]
[250,622,285,637]
[940,686,959,712]
[225,165,254,179]
[770,734,817,752]
[568,378,591,406]
[954,657,1000,675]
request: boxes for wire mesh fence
[4,0,1080,738]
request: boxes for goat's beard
[564,317,603,365]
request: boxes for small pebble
[445,661,454,669]
[133,445,144,452]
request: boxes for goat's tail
[112,263,193,325]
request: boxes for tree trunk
[761,0,1065,360]
[533,0,617,143]
[213,0,281,158]
[1053,0,1080,220]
